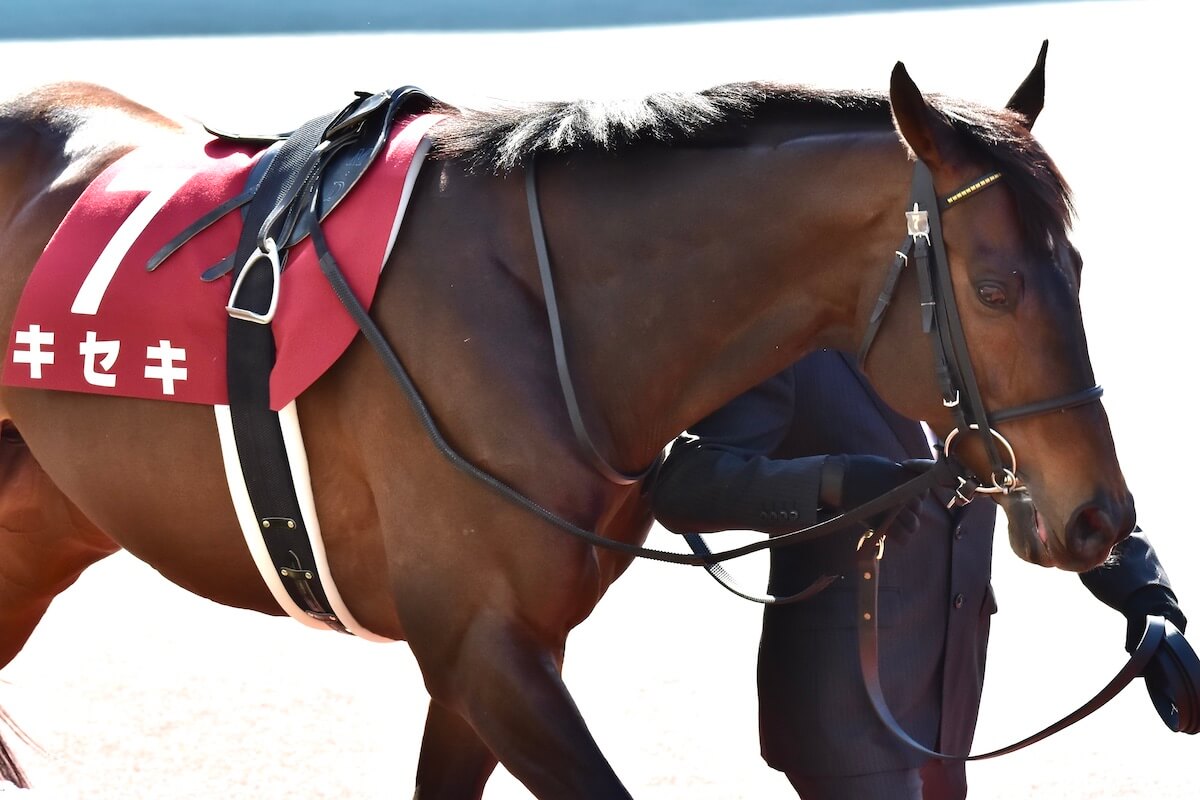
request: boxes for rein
[856,541,1171,758]
[525,162,659,485]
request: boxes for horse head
[861,43,1133,572]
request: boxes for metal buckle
[226,237,281,325]
[857,530,887,561]
[947,475,979,509]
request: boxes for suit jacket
[654,350,996,776]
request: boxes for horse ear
[889,61,958,169]
[1006,39,1049,128]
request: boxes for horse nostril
[1067,504,1117,566]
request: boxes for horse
[0,45,1133,797]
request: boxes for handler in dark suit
[652,349,1185,800]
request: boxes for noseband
[858,160,1103,500]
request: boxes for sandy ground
[2,1,1199,797]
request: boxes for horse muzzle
[1001,489,1135,572]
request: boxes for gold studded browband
[941,171,1003,208]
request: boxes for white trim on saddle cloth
[210,133,435,641]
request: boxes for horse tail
[0,706,30,788]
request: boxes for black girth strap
[224,110,350,633]
[218,87,431,633]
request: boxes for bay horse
[0,46,1133,797]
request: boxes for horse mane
[430,81,885,171]
[429,80,1073,245]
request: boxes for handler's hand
[1122,584,1187,653]
[820,455,929,542]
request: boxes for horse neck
[543,130,912,471]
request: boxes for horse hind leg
[0,421,120,787]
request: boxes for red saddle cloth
[2,113,442,410]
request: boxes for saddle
[157,86,434,634]
[150,86,435,287]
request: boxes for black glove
[1122,584,1187,653]
[819,455,929,542]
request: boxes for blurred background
[1,1,1195,798]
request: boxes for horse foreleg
[413,700,499,800]
[414,612,631,800]
[0,425,119,788]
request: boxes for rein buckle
[857,530,887,561]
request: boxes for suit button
[788,511,799,521]
[954,523,965,540]
[759,511,769,521]
[953,593,965,609]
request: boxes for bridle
[857,160,1103,506]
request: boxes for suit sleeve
[651,368,826,535]
[1079,528,1186,631]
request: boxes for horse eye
[977,282,1008,307]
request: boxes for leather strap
[990,384,1105,425]
[683,531,840,604]
[856,542,1166,758]
[219,88,431,632]
[913,163,1007,477]
[1145,619,1200,734]
[525,160,660,485]
[224,109,348,632]
[684,493,910,605]
[857,246,911,365]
